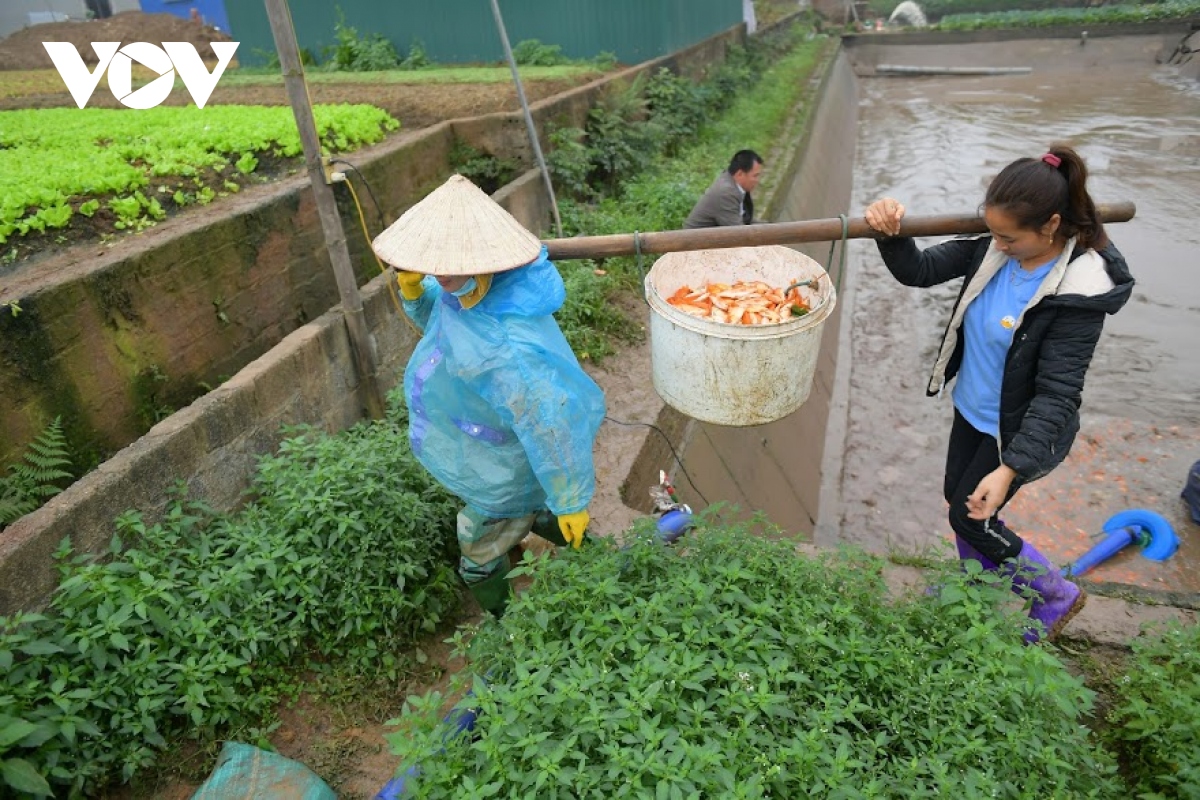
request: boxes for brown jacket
[684,171,753,228]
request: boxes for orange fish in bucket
[665,279,811,325]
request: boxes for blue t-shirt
[953,257,1055,437]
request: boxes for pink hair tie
[1041,153,1062,168]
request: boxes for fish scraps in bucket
[665,280,811,325]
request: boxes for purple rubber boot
[956,536,998,571]
[926,536,999,596]
[1007,542,1087,644]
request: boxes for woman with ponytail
[863,145,1134,643]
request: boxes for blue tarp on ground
[191,742,336,799]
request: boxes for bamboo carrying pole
[542,202,1136,261]
[263,0,385,419]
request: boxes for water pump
[649,470,695,543]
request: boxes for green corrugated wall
[229,0,743,66]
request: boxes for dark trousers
[944,409,1025,564]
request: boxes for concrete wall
[621,45,858,536]
[842,21,1198,74]
[0,26,745,614]
[0,267,419,612]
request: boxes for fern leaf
[1,417,73,529]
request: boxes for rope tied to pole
[634,230,649,306]
[784,213,850,298]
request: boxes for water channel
[828,39,1200,581]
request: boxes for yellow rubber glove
[558,511,589,549]
[396,271,425,300]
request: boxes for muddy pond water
[832,50,1200,578]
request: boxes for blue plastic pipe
[375,699,479,798]
[1064,526,1141,578]
[1061,508,1180,578]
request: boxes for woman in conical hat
[373,175,606,617]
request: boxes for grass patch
[218,64,604,87]
[938,0,1200,29]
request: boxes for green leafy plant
[512,39,569,67]
[400,41,432,70]
[0,417,72,529]
[246,404,461,669]
[0,391,462,793]
[0,722,53,797]
[581,75,659,194]
[0,104,398,249]
[448,140,521,194]
[643,67,710,157]
[391,515,1121,796]
[36,204,72,229]
[1105,621,1200,797]
[591,51,619,71]
[545,125,594,202]
[324,8,400,72]
[235,152,259,175]
[555,262,642,362]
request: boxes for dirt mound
[0,11,232,71]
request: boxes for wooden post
[543,202,1136,261]
[263,0,386,419]
[489,0,563,238]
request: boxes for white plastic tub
[644,245,837,427]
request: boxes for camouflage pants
[456,506,568,584]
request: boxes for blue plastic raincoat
[402,247,606,518]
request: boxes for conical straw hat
[372,174,543,276]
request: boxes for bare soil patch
[99,603,486,799]
[0,11,589,125]
[0,11,232,71]
[0,76,590,129]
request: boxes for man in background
[684,150,764,229]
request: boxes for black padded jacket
[876,234,1134,482]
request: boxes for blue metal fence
[226,0,742,66]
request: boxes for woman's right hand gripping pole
[864,197,906,237]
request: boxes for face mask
[451,277,478,297]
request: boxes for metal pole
[263,0,385,419]
[542,202,1137,261]
[489,0,564,238]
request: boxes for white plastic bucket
[644,245,837,427]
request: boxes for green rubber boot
[468,566,512,618]
[531,510,569,548]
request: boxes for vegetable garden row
[0,105,398,261]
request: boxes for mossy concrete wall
[0,26,746,614]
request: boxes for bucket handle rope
[634,230,648,306]
[785,213,850,298]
